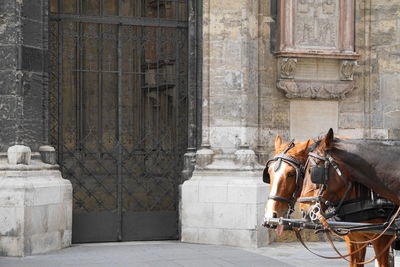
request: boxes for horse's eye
[287,172,296,178]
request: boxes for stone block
[198,182,227,203]
[209,126,258,153]
[22,20,43,48]
[223,229,257,248]
[33,184,62,206]
[39,146,57,165]
[21,46,44,72]
[47,204,67,232]
[290,100,338,141]
[61,230,72,248]
[181,168,268,248]
[0,95,20,121]
[24,206,48,236]
[25,231,62,255]
[181,227,199,243]
[0,236,23,257]
[197,227,225,245]
[181,180,199,203]
[65,204,72,230]
[22,0,43,21]
[227,183,268,204]
[0,160,72,256]
[0,206,24,236]
[337,128,364,139]
[213,203,257,229]
[339,113,365,129]
[0,187,25,206]
[181,202,214,228]
[0,71,22,96]
[0,46,17,70]
[7,145,31,165]
[370,129,388,139]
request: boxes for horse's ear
[322,128,334,149]
[274,136,282,150]
[303,139,311,151]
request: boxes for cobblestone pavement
[0,241,381,267]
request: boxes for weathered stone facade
[0,0,399,253]
[257,0,400,152]
[182,0,400,247]
[0,0,48,151]
[0,0,72,256]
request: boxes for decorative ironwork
[49,0,189,242]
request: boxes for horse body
[299,129,397,267]
[331,140,400,205]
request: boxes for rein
[298,147,400,252]
[265,140,304,217]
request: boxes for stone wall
[0,0,48,151]
[258,0,400,159]
[258,0,289,162]
[349,0,400,139]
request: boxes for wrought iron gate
[49,0,191,242]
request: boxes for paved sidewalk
[0,241,378,267]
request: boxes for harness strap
[273,139,296,171]
[319,206,400,245]
[326,230,397,265]
[293,228,368,260]
[295,227,396,265]
[268,195,293,205]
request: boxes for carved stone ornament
[276,0,358,99]
[279,58,297,79]
[277,80,354,99]
[277,0,358,59]
[340,60,356,81]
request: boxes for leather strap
[294,228,367,260]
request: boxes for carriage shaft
[264,217,396,236]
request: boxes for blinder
[310,165,326,184]
[263,167,270,184]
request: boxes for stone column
[0,1,72,256]
[181,0,271,247]
[0,0,48,151]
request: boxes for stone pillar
[0,145,72,256]
[181,0,271,247]
[0,1,72,256]
[0,0,48,151]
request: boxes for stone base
[0,154,72,256]
[181,169,271,248]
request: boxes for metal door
[49,0,189,242]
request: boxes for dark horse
[299,129,399,267]
[304,129,400,206]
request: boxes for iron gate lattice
[49,0,189,242]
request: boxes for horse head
[299,129,355,221]
[264,136,312,222]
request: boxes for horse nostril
[272,212,278,218]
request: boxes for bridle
[263,140,305,217]
[298,147,353,221]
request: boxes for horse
[299,129,398,267]
[263,136,312,234]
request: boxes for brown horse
[299,129,397,267]
[263,137,312,225]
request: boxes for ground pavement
[0,240,389,267]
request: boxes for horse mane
[328,138,400,205]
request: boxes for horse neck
[332,141,400,204]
